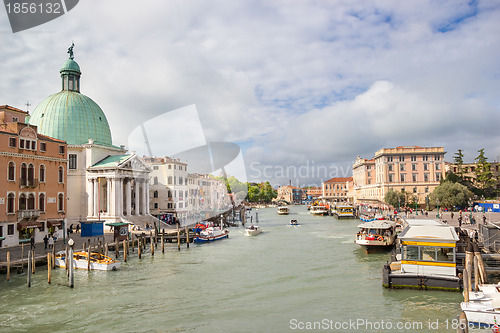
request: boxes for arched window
[8,161,15,181]
[58,193,64,211]
[28,163,34,185]
[19,193,26,211]
[153,191,158,198]
[20,163,27,185]
[27,193,35,210]
[39,193,45,212]
[7,193,15,213]
[39,165,45,182]
[58,166,64,183]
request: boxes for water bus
[310,205,329,216]
[355,220,397,251]
[277,206,290,215]
[334,205,355,218]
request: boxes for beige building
[353,146,446,206]
[322,177,353,203]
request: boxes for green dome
[60,58,81,74]
[29,91,113,146]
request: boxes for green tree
[474,149,497,198]
[453,149,465,179]
[384,189,406,209]
[429,181,473,209]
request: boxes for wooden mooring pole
[68,247,74,288]
[6,252,10,281]
[27,250,32,287]
[161,233,164,253]
[123,240,128,262]
[185,227,189,248]
[47,253,51,284]
[31,249,35,274]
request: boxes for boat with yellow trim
[383,219,461,291]
[55,251,121,271]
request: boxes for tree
[429,181,473,209]
[384,189,406,209]
[473,149,497,198]
[453,149,465,179]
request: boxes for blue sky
[1,0,500,186]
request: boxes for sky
[1,0,500,187]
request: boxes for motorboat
[277,206,290,215]
[193,226,229,243]
[54,251,121,271]
[245,225,263,236]
[310,205,328,216]
[290,219,299,226]
[355,220,397,250]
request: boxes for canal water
[0,206,470,332]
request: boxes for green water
[0,206,467,332]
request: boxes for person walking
[48,235,54,250]
[43,234,48,249]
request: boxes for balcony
[18,209,41,220]
[20,178,39,188]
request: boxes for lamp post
[398,197,401,214]
[414,195,418,216]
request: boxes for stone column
[146,180,150,214]
[106,178,112,215]
[126,178,132,215]
[94,178,99,218]
[115,178,123,217]
[87,178,94,217]
[134,179,140,215]
[141,178,147,215]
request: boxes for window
[435,155,441,161]
[388,174,394,183]
[40,142,46,152]
[58,193,64,211]
[403,246,419,260]
[27,193,35,210]
[153,191,158,198]
[68,154,77,169]
[179,177,183,185]
[424,173,429,182]
[27,164,34,184]
[435,163,440,171]
[174,165,177,170]
[58,166,64,183]
[9,137,16,147]
[39,165,45,182]
[425,187,429,193]
[423,155,429,161]
[168,176,172,185]
[388,164,393,172]
[412,173,417,182]
[422,247,436,261]
[399,156,405,162]
[436,173,441,181]
[400,163,405,171]
[8,161,15,181]
[39,193,45,212]
[386,156,393,162]
[168,165,171,169]
[59,145,65,154]
[20,163,27,185]
[423,163,429,171]
[7,224,14,235]
[154,203,158,209]
[411,155,417,162]
[12,117,18,122]
[153,166,159,170]
[400,173,406,182]
[7,193,15,213]
[19,139,25,149]
[413,187,417,193]
[412,164,417,171]
[153,176,158,185]
[19,193,26,211]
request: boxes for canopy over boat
[357,220,396,230]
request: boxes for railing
[17,209,41,220]
[19,178,39,188]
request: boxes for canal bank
[0,206,467,332]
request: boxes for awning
[0,237,5,241]
[17,221,43,231]
[47,220,63,228]
[105,222,129,227]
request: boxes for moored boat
[355,220,396,251]
[277,206,290,215]
[55,251,121,271]
[334,205,355,219]
[245,225,263,236]
[193,226,229,243]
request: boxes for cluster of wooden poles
[457,242,488,333]
[5,225,192,288]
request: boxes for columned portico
[126,178,132,215]
[134,179,140,215]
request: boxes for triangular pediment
[120,155,151,172]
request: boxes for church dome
[29,45,113,146]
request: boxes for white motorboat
[193,226,229,243]
[290,219,299,226]
[461,298,500,328]
[355,220,397,250]
[245,225,263,236]
[310,205,328,216]
[277,206,290,215]
[55,251,121,271]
